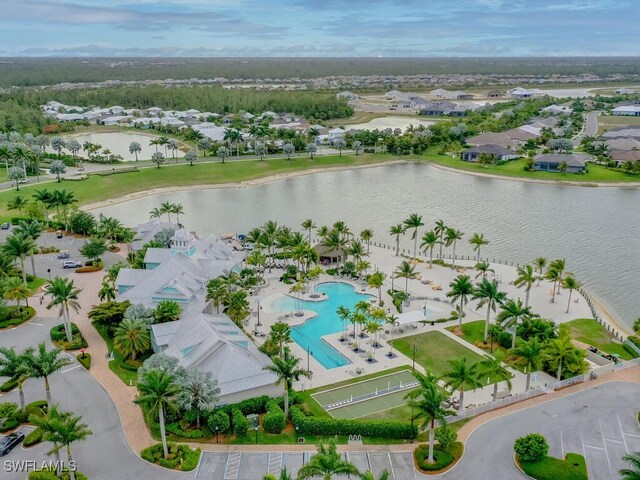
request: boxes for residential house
[385,90,406,100]
[130,220,179,251]
[508,87,546,99]
[604,138,640,151]
[542,105,574,115]
[465,132,520,150]
[615,88,636,95]
[612,106,640,116]
[609,149,640,165]
[532,153,590,173]
[461,144,519,162]
[328,128,345,141]
[337,91,359,100]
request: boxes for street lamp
[256,298,261,327]
[254,426,259,444]
[412,344,416,371]
[215,426,219,444]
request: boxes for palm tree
[7,195,29,216]
[135,369,180,459]
[297,441,360,480]
[217,146,230,164]
[171,203,185,225]
[3,276,31,310]
[151,151,165,168]
[360,229,374,253]
[262,347,311,417]
[114,319,150,360]
[549,258,566,294]
[533,257,546,285]
[434,219,447,259]
[24,343,70,404]
[478,351,513,402]
[15,220,44,276]
[474,261,494,280]
[562,276,580,313]
[206,278,228,314]
[263,466,294,480]
[33,189,54,220]
[545,267,562,303]
[321,230,347,267]
[620,452,640,480]
[3,233,35,286]
[389,224,405,256]
[497,298,533,349]
[544,334,577,381]
[367,271,386,304]
[29,405,69,475]
[473,278,507,343]
[98,281,116,302]
[513,337,543,391]
[36,407,92,480]
[336,306,351,341]
[46,276,82,343]
[270,321,292,355]
[469,233,489,261]
[447,275,474,330]
[160,201,173,222]
[405,372,449,464]
[359,471,389,480]
[514,264,536,307]
[442,357,483,411]
[176,369,220,428]
[403,213,424,258]
[149,138,162,153]
[129,141,142,161]
[301,218,316,244]
[395,260,418,293]
[0,347,31,411]
[385,313,399,358]
[444,228,464,266]
[420,230,440,267]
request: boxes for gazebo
[313,243,344,265]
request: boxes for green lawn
[566,318,637,360]
[27,276,47,294]
[92,322,139,386]
[521,453,588,480]
[391,331,490,383]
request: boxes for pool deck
[250,244,596,407]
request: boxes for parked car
[0,432,25,456]
[62,261,83,269]
[18,178,29,184]
[57,251,70,259]
[1,223,9,230]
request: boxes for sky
[0,0,638,57]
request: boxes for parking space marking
[560,430,564,457]
[616,415,629,454]
[224,452,241,480]
[387,452,395,480]
[61,365,81,374]
[599,418,614,479]
[268,452,282,476]
[579,424,586,456]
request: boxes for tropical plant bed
[140,442,201,471]
[91,322,139,385]
[566,318,637,360]
[77,352,91,369]
[414,441,464,473]
[0,306,36,329]
[0,400,48,434]
[27,467,89,480]
[517,453,588,480]
[50,323,88,350]
[76,264,103,273]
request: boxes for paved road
[441,381,640,480]
[573,111,600,146]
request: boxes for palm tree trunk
[20,258,27,286]
[525,288,530,308]
[551,281,556,303]
[458,389,465,411]
[525,371,531,391]
[405,277,408,293]
[439,239,443,259]
[283,384,289,417]
[428,420,435,464]
[395,237,399,256]
[63,303,73,343]
[483,305,491,342]
[44,376,51,405]
[67,444,76,480]
[159,403,168,459]
[452,242,457,266]
[512,324,517,349]
[18,383,25,411]
[458,299,464,330]
[566,289,573,313]
[53,443,62,476]
[31,254,36,276]
[557,359,563,381]
[493,382,498,402]
[413,234,417,258]
[429,248,433,268]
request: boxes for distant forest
[1,57,640,87]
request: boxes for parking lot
[195,450,418,480]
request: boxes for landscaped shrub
[514,433,549,462]
[77,353,91,369]
[435,425,457,450]
[28,468,88,480]
[208,411,231,434]
[50,323,81,342]
[0,402,18,419]
[289,406,417,439]
[50,323,87,350]
[0,378,18,392]
[263,400,286,434]
[415,445,453,471]
[0,418,19,432]
[231,409,249,437]
[23,427,44,447]
[0,306,36,328]
[166,422,204,439]
[140,442,201,471]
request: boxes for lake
[50,132,185,161]
[91,162,640,330]
[343,116,434,131]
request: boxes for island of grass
[414,441,464,474]
[0,305,36,329]
[520,453,588,480]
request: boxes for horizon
[1,0,639,57]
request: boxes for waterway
[92,162,640,329]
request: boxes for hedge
[28,468,88,480]
[140,442,201,471]
[166,422,204,439]
[50,322,87,350]
[514,433,549,462]
[76,264,103,273]
[289,406,417,439]
[219,393,298,416]
[0,378,18,392]
[414,441,463,472]
[23,427,44,447]
[263,400,286,434]
[208,411,231,434]
[0,418,19,432]
[231,409,249,437]
[0,306,36,329]
[77,353,91,369]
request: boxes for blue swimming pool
[269,282,375,369]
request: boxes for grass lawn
[92,322,139,385]
[27,276,47,294]
[566,318,637,360]
[391,331,494,385]
[226,427,409,446]
[520,453,587,480]
[597,115,640,134]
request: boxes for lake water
[343,116,434,131]
[92,163,640,330]
[49,132,185,161]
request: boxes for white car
[62,261,83,269]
